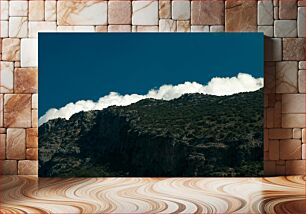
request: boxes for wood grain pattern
[0,176,305,213]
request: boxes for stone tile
[275,164,285,175]
[302,144,306,159]
[2,38,20,61]
[1,21,9,37]
[279,0,297,19]
[9,17,28,38]
[57,1,107,25]
[18,160,38,175]
[108,25,131,32]
[258,26,273,37]
[26,148,38,160]
[274,7,279,20]
[14,68,38,94]
[4,94,31,128]
[0,134,5,159]
[0,1,9,20]
[282,114,305,128]
[0,128,5,134]
[298,70,305,93]
[225,0,257,32]
[191,25,209,32]
[299,61,306,70]
[32,110,38,128]
[303,129,306,143]
[95,26,108,32]
[264,129,269,151]
[136,26,159,32]
[298,7,305,37]
[132,1,158,25]
[264,161,276,176]
[266,108,274,128]
[29,21,57,38]
[298,1,305,6]
[0,94,3,127]
[269,140,279,160]
[21,38,38,67]
[172,1,190,21]
[29,1,45,21]
[159,19,176,32]
[283,38,305,61]
[45,1,57,21]
[6,128,25,159]
[9,0,28,17]
[274,20,297,37]
[293,128,302,139]
[108,1,131,25]
[273,100,282,128]
[0,160,17,175]
[192,0,224,25]
[282,94,305,113]
[276,61,298,93]
[269,128,292,139]
[32,94,38,109]
[210,25,225,32]
[280,139,302,160]
[264,62,276,94]
[0,61,14,93]
[26,128,38,148]
[258,0,273,25]
[177,21,190,32]
[15,61,21,68]
[273,0,279,7]
[159,1,171,19]
[286,160,305,175]
[264,38,282,61]
[57,26,95,32]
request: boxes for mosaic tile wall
[0,0,305,176]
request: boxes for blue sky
[39,33,263,117]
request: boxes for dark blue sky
[39,33,263,117]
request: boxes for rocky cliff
[39,89,263,177]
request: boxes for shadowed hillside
[39,89,263,177]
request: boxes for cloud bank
[39,73,263,126]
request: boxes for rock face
[39,89,263,177]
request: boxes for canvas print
[39,33,264,177]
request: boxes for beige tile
[18,160,38,175]
[257,0,273,25]
[279,0,297,19]
[132,1,158,25]
[0,21,8,37]
[32,110,38,128]
[282,94,305,114]
[14,68,38,93]
[0,134,5,159]
[159,1,171,19]
[302,144,306,159]
[9,0,28,17]
[298,70,305,93]
[276,61,298,93]
[177,21,190,32]
[159,19,176,32]
[264,38,282,62]
[29,1,45,21]
[274,20,297,37]
[283,38,305,61]
[6,128,25,159]
[303,129,306,143]
[0,61,14,93]
[191,25,209,32]
[0,94,3,127]
[264,160,276,176]
[26,148,38,160]
[192,0,224,25]
[108,25,131,32]
[2,38,20,61]
[26,128,38,148]
[32,94,38,109]
[0,1,9,20]
[4,94,32,128]
[45,0,57,21]
[293,128,302,139]
[282,114,305,128]
[57,0,107,25]
[172,1,190,21]
[0,160,17,175]
[136,26,158,32]
[29,21,57,38]
[9,17,28,38]
[280,139,301,160]
[269,140,279,160]
[108,1,131,24]
[286,160,305,175]
[269,128,292,139]
[225,0,256,32]
[95,26,108,32]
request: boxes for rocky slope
[39,89,263,177]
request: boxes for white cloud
[39,73,263,126]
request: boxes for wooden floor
[0,176,305,214]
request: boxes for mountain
[39,89,263,177]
